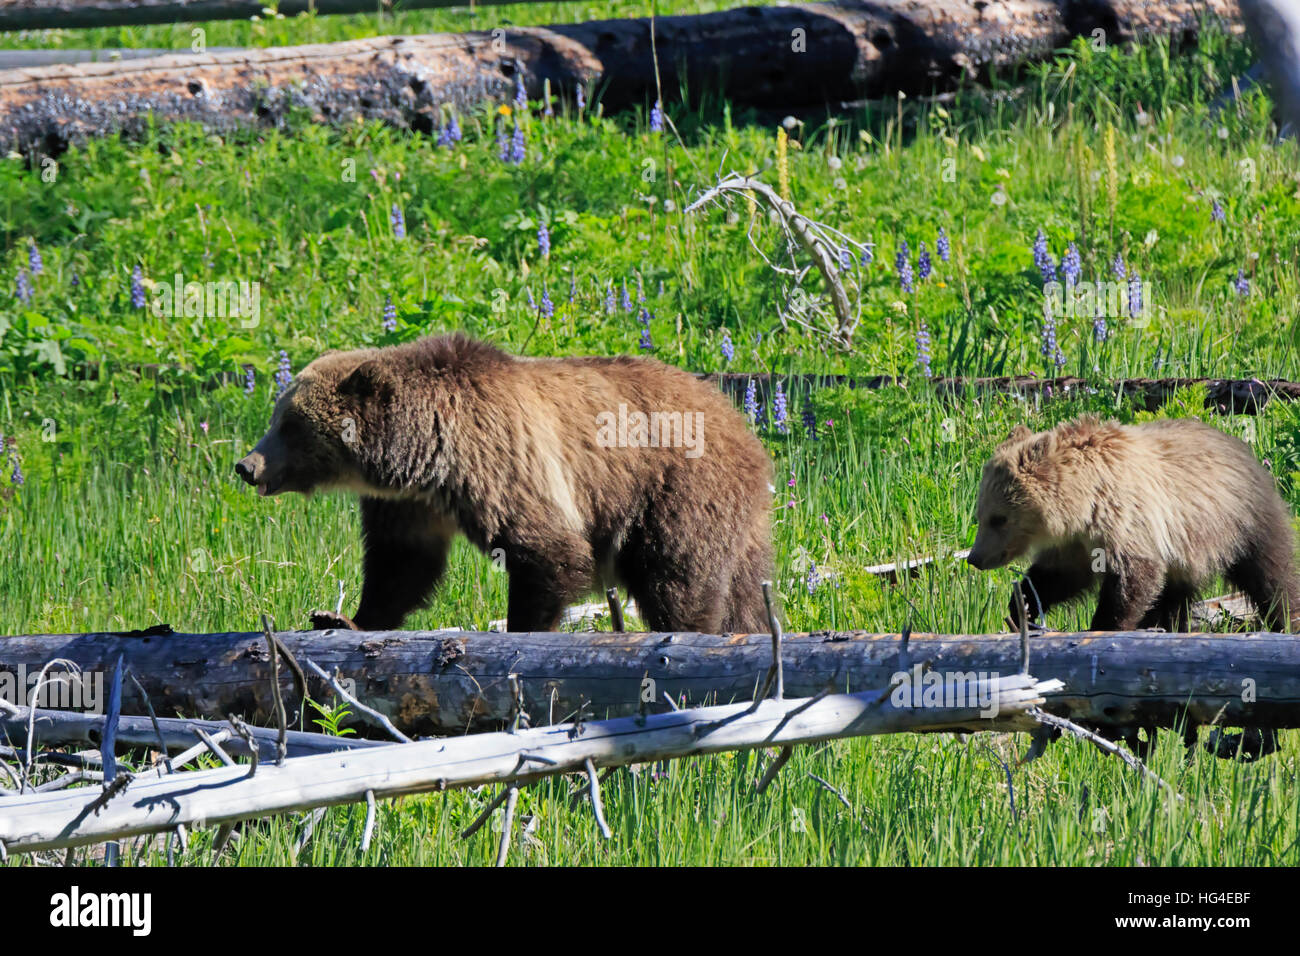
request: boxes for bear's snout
[235,452,278,496]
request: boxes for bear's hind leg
[1227,545,1299,633]
[1137,581,1198,632]
[503,539,595,632]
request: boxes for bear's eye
[988,515,1007,528]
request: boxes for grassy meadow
[2,5,1299,865]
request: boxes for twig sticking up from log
[1015,582,1031,675]
[262,615,288,766]
[686,175,871,346]
[584,758,612,840]
[210,823,235,859]
[227,716,259,779]
[762,581,784,701]
[302,657,412,744]
[1029,709,1182,800]
[23,659,78,793]
[755,746,795,794]
[496,785,519,867]
[129,672,173,776]
[461,787,512,839]
[606,587,625,633]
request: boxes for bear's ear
[998,424,1033,449]
[338,360,397,404]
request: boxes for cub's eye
[988,515,1007,528]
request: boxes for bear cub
[968,415,1300,633]
[235,333,774,634]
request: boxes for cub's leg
[502,536,595,632]
[1008,543,1095,628]
[311,498,454,631]
[1090,557,1164,630]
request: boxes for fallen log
[703,373,1300,415]
[0,704,386,761]
[1,628,1295,739]
[0,671,1062,855]
[0,0,1242,156]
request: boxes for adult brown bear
[235,334,774,634]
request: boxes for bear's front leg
[1007,544,1096,629]
[502,541,593,632]
[325,498,455,631]
[1090,557,1164,630]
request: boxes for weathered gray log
[0,705,386,760]
[1,628,1295,739]
[0,672,1061,854]
[703,373,1300,415]
[0,0,1242,156]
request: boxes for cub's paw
[309,610,359,631]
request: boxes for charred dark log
[0,0,1242,156]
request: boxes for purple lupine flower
[806,561,822,595]
[437,114,462,147]
[1040,311,1065,370]
[896,240,914,293]
[390,204,405,239]
[497,122,509,162]
[244,367,256,394]
[70,272,80,289]
[1211,200,1225,223]
[649,100,664,133]
[28,242,42,276]
[514,76,527,110]
[637,306,651,327]
[275,350,293,398]
[1128,271,1143,317]
[604,283,616,314]
[916,322,932,378]
[541,286,554,321]
[859,242,875,267]
[917,242,932,281]
[509,125,526,164]
[839,248,852,271]
[1235,268,1250,296]
[773,383,789,434]
[936,227,950,263]
[744,379,760,426]
[131,265,145,309]
[720,328,735,363]
[1093,315,1108,343]
[9,448,23,486]
[568,271,576,304]
[635,273,645,303]
[1111,253,1126,281]
[382,295,398,332]
[621,282,633,313]
[1061,242,1081,289]
[638,326,653,351]
[525,286,537,311]
[537,222,550,258]
[15,270,32,303]
[576,84,586,111]
[802,405,817,439]
[1032,229,1056,283]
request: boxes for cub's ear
[998,424,1033,449]
[338,360,397,403]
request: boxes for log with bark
[0,0,1242,156]
[1,627,1295,741]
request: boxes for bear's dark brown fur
[968,415,1300,633]
[235,334,774,633]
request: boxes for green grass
[4,16,1300,866]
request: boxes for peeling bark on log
[0,628,1295,739]
[0,0,1242,156]
[703,373,1300,415]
